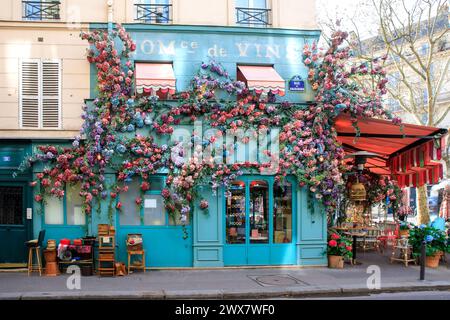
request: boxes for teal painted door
[223,176,296,266]
[0,183,29,263]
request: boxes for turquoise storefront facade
[4,24,328,267]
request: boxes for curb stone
[2,282,450,300]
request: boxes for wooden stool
[127,250,146,274]
[27,246,42,276]
[25,230,45,276]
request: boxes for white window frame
[19,58,62,129]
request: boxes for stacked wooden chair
[97,224,115,276]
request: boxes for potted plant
[409,225,448,268]
[326,232,353,268]
[399,221,412,238]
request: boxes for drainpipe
[107,0,114,33]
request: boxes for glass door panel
[0,186,23,225]
[249,180,268,244]
[273,182,293,243]
[226,181,246,244]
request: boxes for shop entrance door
[223,176,296,266]
[0,184,29,263]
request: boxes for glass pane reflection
[226,181,246,244]
[273,182,292,243]
[250,180,268,244]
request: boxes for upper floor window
[235,0,271,27]
[20,59,61,129]
[22,1,61,21]
[135,0,172,24]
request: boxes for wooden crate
[98,224,109,235]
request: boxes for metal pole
[420,240,426,280]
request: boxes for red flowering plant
[326,232,353,258]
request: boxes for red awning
[237,65,285,96]
[135,63,176,95]
[336,114,447,188]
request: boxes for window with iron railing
[22,1,60,21]
[235,0,271,27]
[134,0,172,24]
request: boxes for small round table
[343,231,367,265]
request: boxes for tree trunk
[416,184,430,225]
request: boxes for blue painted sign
[289,76,305,92]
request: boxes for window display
[273,182,292,243]
[226,181,246,244]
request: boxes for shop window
[226,181,246,244]
[44,184,85,226]
[143,194,165,225]
[120,179,141,226]
[66,184,85,225]
[118,176,188,226]
[44,197,63,225]
[249,180,269,244]
[273,182,292,243]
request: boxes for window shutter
[42,61,61,128]
[20,60,40,128]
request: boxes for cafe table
[342,229,368,265]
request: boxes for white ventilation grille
[20,59,61,129]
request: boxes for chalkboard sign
[289,76,305,92]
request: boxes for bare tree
[374,0,449,224]
[317,0,450,224]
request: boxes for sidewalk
[1,252,450,299]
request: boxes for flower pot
[399,229,409,238]
[425,254,441,268]
[328,255,344,269]
[43,249,57,263]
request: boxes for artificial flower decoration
[16,25,401,230]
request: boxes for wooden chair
[359,228,382,253]
[25,230,45,276]
[377,221,398,251]
[390,237,416,267]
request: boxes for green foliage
[409,225,448,257]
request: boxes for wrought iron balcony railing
[135,4,172,24]
[236,7,271,27]
[22,1,61,20]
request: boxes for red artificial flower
[346,246,352,251]
[140,181,150,191]
[328,240,337,247]
[331,233,340,240]
[34,195,43,202]
[116,202,122,210]
[161,188,171,199]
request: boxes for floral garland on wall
[16,25,401,227]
